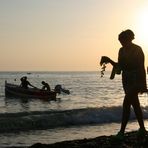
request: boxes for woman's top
[118,43,147,94]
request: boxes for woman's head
[118,29,135,46]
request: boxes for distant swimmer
[41,81,51,91]
[20,76,36,89]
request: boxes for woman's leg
[120,95,131,133]
[132,94,145,130]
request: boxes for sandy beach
[29,131,148,148]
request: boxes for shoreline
[28,131,148,148]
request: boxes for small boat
[5,81,57,100]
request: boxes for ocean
[0,71,148,147]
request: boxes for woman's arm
[100,56,117,66]
[100,56,121,79]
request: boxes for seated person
[20,76,36,89]
[41,81,51,91]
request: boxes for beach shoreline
[28,131,148,148]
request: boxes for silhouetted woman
[101,29,147,139]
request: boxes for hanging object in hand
[100,63,106,77]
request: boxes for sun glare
[135,8,148,49]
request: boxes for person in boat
[20,76,36,89]
[41,81,51,91]
[101,29,147,139]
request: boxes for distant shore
[29,131,148,148]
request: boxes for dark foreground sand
[28,131,148,148]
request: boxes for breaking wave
[0,106,148,133]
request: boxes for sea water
[0,71,148,147]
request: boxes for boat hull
[5,81,57,100]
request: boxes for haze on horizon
[0,0,148,71]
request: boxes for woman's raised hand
[100,56,111,65]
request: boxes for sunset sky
[0,0,148,71]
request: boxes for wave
[0,106,148,133]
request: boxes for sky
[0,0,148,71]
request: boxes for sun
[135,8,148,49]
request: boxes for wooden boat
[5,81,57,100]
